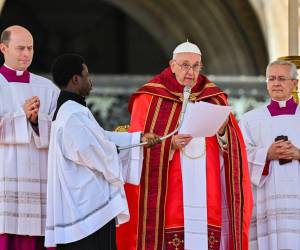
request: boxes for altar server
[45,53,160,250]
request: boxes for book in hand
[275,135,292,165]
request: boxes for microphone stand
[118,86,192,151]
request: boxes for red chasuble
[116,67,252,250]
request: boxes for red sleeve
[128,94,152,132]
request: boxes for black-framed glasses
[174,60,203,72]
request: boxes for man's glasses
[174,60,203,72]
[266,76,295,82]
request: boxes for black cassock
[57,219,116,250]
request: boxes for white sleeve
[104,131,144,185]
[32,86,59,149]
[31,112,52,148]
[0,107,30,144]
[239,118,269,187]
[62,115,124,187]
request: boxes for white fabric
[45,100,143,247]
[239,105,300,250]
[0,72,59,236]
[104,131,142,185]
[180,137,208,250]
[278,100,287,108]
[173,41,201,56]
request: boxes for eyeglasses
[266,76,295,82]
[174,60,203,72]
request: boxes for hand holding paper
[179,101,232,137]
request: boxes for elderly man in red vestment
[116,41,253,250]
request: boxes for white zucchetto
[173,41,202,57]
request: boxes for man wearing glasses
[117,41,253,250]
[239,60,300,250]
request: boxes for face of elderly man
[170,52,202,88]
[266,64,298,101]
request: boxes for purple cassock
[267,97,298,116]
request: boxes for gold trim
[114,125,129,132]
[154,102,178,249]
[211,97,221,105]
[145,82,204,100]
[167,233,184,250]
[208,223,222,228]
[227,128,236,247]
[206,82,217,87]
[277,56,300,68]
[138,82,226,105]
[229,127,242,250]
[136,91,180,102]
[197,92,226,102]
[141,97,162,250]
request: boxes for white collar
[4,64,25,76]
[272,97,292,108]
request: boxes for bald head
[0,25,34,71]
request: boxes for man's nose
[273,79,282,86]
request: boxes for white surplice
[0,73,59,235]
[45,100,143,247]
[239,105,300,250]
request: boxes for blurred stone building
[0,0,297,129]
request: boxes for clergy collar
[4,64,25,76]
[52,90,87,121]
[267,97,297,116]
[0,64,30,83]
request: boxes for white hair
[266,60,298,79]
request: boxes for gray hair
[266,60,298,79]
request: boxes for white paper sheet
[179,101,232,137]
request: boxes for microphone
[178,86,192,128]
[159,85,191,141]
[118,85,192,151]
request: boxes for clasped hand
[23,96,40,124]
[267,140,300,161]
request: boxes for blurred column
[0,0,5,14]
[278,0,300,102]
[289,0,299,56]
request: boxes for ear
[293,79,299,89]
[169,59,176,73]
[0,43,7,55]
[71,75,79,85]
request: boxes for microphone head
[183,86,192,93]
[183,86,191,100]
